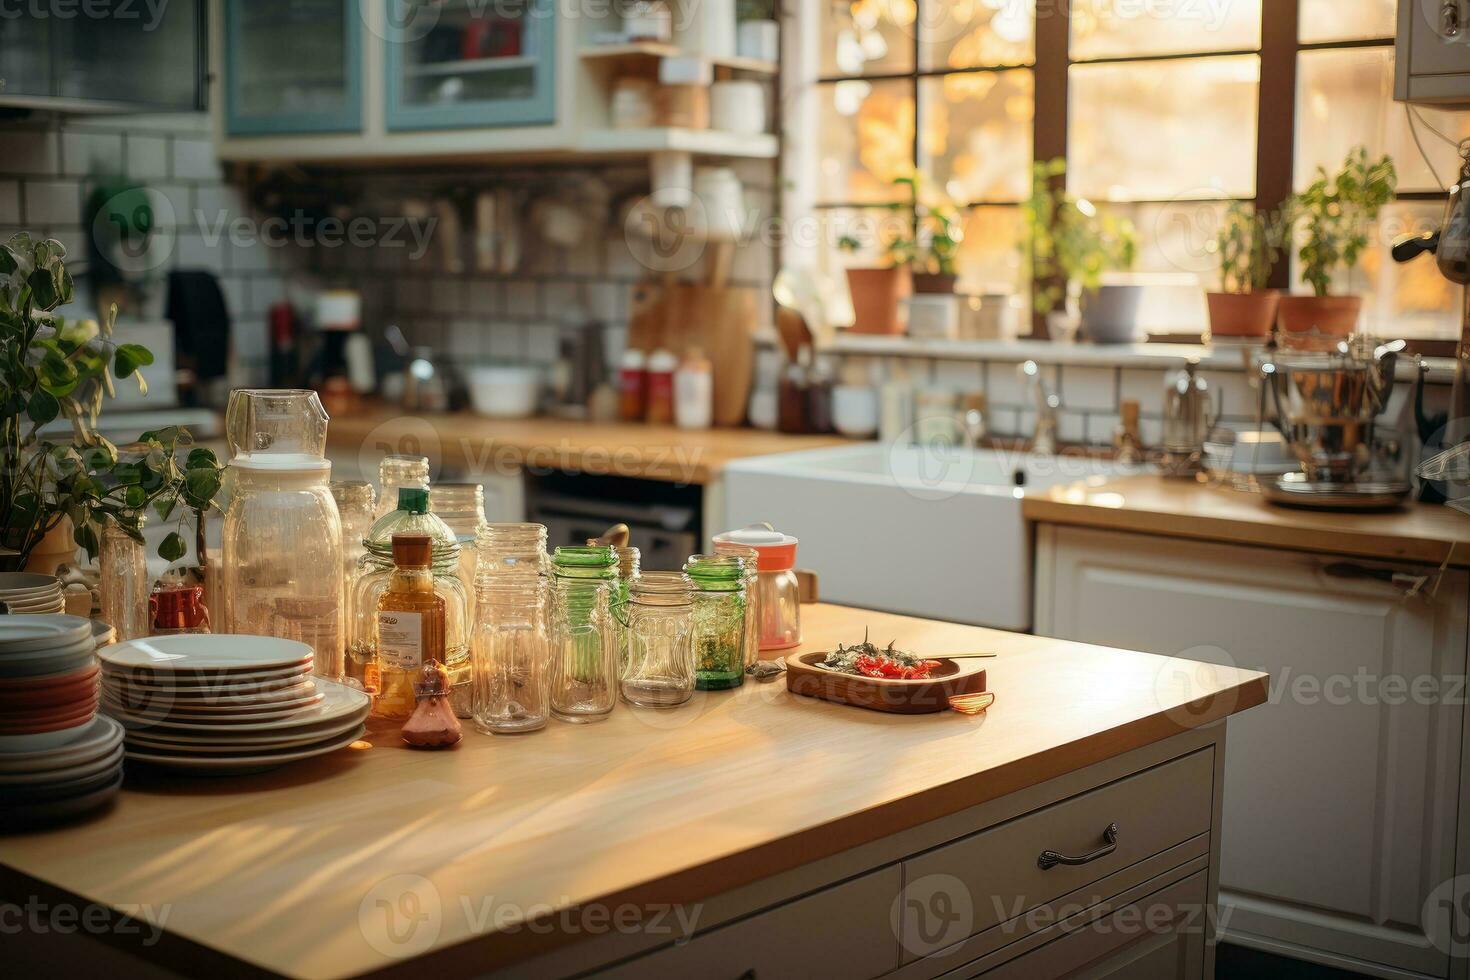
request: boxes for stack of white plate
[0,716,124,828]
[0,574,65,615]
[98,635,369,775]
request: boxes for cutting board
[624,277,755,427]
[784,653,987,714]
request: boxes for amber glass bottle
[374,533,446,720]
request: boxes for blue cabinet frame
[383,0,555,132]
[224,0,363,135]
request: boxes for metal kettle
[1160,361,1216,475]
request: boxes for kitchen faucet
[1020,360,1060,455]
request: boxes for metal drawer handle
[1038,822,1119,871]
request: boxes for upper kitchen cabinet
[383,0,555,131]
[1395,0,1470,106]
[223,0,363,135]
[0,0,203,112]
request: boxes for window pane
[1361,202,1461,340]
[1069,56,1259,201]
[1296,47,1470,195]
[1298,0,1396,43]
[817,79,916,205]
[956,206,1025,298]
[1096,200,1235,291]
[920,0,1034,70]
[1071,0,1261,60]
[820,0,915,76]
[919,70,1033,204]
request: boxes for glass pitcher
[226,389,330,464]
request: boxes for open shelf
[577,127,778,157]
[405,56,538,77]
[580,43,778,75]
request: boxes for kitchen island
[1,604,1266,980]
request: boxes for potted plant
[1022,159,1137,342]
[1279,147,1396,342]
[1207,201,1284,339]
[735,0,779,62]
[836,232,911,336]
[889,174,963,295]
[1,233,223,575]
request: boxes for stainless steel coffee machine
[1257,338,1409,509]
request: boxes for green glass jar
[549,545,620,722]
[684,554,747,691]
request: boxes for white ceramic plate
[0,634,97,662]
[101,689,325,722]
[125,714,367,753]
[101,661,314,685]
[100,635,315,673]
[0,648,99,679]
[106,676,368,733]
[0,771,122,826]
[0,716,123,773]
[0,717,95,753]
[0,615,93,652]
[0,573,62,593]
[0,744,123,786]
[91,620,116,647]
[0,584,62,599]
[125,724,366,774]
[4,594,65,607]
[102,679,318,707]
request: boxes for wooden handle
[795,569,819,604]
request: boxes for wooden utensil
[784,652,986,714]
[775,305,813,362]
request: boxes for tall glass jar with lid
[221,390,343,679]
[684,554,747,690]
[621,571,694,707]
[548,545,619,723]
[472,523,549,734]
[348,487,470,715]
[430,483,486,596]
[100,519,149,641]
[376,454,429,520]
[331,480,375,612]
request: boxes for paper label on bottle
[377,612,423,671]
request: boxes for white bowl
[832,385,880,438]
[468,365,542,419]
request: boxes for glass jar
[684,554,747,690]
[713,541,760,668]
[348,488,470,714]
[430,483,486,595]
[331,479,375,609]
[622,571,694,707]
[549,545,618,723]
[221,464,344,679]
[472,523,550,734]
[610,545,639,674]
[713,525,801,651]
[376,454,430,520]
[100,520,149,641]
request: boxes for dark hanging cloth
[165,269,231,381]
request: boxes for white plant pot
[1082,284,1147,344]
[737,20,780,62]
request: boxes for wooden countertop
[0,605,1265,980]
[324,408,850,485]
[1024,473,1470,568]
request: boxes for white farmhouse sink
[722,443,1135,631]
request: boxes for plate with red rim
[99,634,315,673]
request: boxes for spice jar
[645,349,677,425]
[472,523,550,735]
[373,533,446,721]
[622,572,694,707]
[376,454,430,520]
[100,519,149,641]
[712,540,760,667]
[684,554,747,690]
[548,545,619,723]
[619,349,648,421]
[712,524,801,650]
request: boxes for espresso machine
[1256,338,1410,509]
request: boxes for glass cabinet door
[0,16,52,100]
[55,0,201,110]
[225,0,362,135]
[383,0,555,131]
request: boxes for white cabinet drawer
[901,750,1213,963]
[596,865,902,979]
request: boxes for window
[805,1,1470,341]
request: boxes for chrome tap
[1020,360,1060,455]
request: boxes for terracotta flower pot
[17,518,75,577]
[1206,290,1280,339]
[1277,294,1362,349]
[846,266,911,335]
[911,272,957,295]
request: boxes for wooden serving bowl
[784,652,986,714]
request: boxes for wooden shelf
[577,126,778,158]
[580,43,778,75]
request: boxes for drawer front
[972,870,1209,980]
[596,865,902,979]
[902,750,1213,960]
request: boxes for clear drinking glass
[472,523,549,734]
[100,520,149,641]
[622,572,694,707]
[549,545,618,723]
[376,454,430,520]
[685,554,747,691]
[713,541,761,668]
[430,483,486,595]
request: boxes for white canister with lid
[710,80,767,135]
[693,166,745,240]
[712,524,800,650]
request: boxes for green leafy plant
[0,233,223,572]
[1215,202,1285,294]
[1289,146,1397,297]
[1022,159,1137,315]
[736,0,776,20]
[887,174,963,278]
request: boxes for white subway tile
[467,279,500,314]
[525,324,561,363]
[60,131,122,177]
[172,139,221,181]
[488,324,523,359]
[1119,367,1168,413]
[125,135,169,179]
[22,180,81,225]
[986,359,1057,408]
[3,130,59,176]
[505,281,539,316]
[1058,364,1116,411]
[932,359,984,393]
